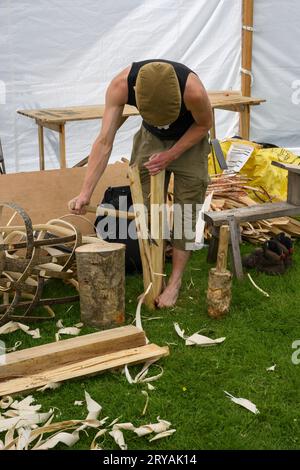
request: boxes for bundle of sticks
[205,173,300,244]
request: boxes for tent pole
[239,0,254,139]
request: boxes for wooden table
[18,92,265,170]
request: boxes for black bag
[94,186,142,274]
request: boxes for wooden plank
[0,162,129,235]
[150,171,165,300]
[37,124,45,171]
[0,325,146,378]
[272,161,300,174]
[228,216,244,280]
[17,104,139,123]
[204,202,300,226]
[17,97,264,124]
[0,344,169,396]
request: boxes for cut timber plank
[0,325,145,378]
[0,344,169,396]
[204,202,300,226]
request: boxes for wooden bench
[204,161,300,279]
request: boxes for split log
[75,243,125,328]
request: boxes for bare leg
[156,247,190,308]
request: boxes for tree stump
[75,243,125,329]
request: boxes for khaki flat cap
[135,62,181,126]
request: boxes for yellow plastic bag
[208,139,300,201]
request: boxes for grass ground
[1,241,300,450]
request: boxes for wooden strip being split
[0,343,169,396]
[128,165,155,309]
[150,172,166,301]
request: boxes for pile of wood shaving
[205,174,300,243]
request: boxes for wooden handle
[216,225,230,273]
[86,205,135,220]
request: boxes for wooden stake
[75,243,126,328]
[207,225,232,318]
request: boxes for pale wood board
[0,344,169,396]
[0,161,129,235]
[17,95,265,124]
[0,325,146,378]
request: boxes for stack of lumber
[0,325,169,396]
[206,174,300,243]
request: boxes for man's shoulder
[106,66,131,105]
[184,73,207,103]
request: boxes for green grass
[2,242,300,450]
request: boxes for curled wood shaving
[0,321,40,338]
[149,429,176,442]
[141,390,149,416]
[224,391,260,414]
[124,362,163,384]
[174,323,225,346]
[247,273,270,298]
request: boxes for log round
[75,242,126,328]
[207,269,232,319]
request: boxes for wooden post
[207,225,232,318]
[210,109,216,140]
[239,0,254,137]
[150,171,165,301]
[75,243,125,328]
[59,123,66,168]
[37,124,45,170]
[228,216,244,280]
[240,104,251,140]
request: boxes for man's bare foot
[156,281,181,308]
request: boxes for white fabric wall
[0,0,242,173]
[251,0,300,149]
[1,0,299,174]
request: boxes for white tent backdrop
[0,0,299,174]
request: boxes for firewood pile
[205,173,300,243]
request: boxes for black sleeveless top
[127,59,196,141]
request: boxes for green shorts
[130,126,210,251]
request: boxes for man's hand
[68,195,90,215]
[144,151,174,176]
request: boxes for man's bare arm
[68,67,130,214]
